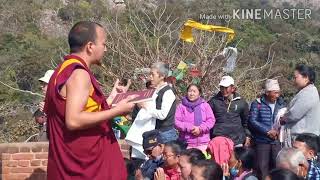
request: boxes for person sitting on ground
[293,133,320,179]
[206,136,234,166]
[175,84,215,152]
[179,148,206,180]
[276,147,309,178]
[191,160,223,180]
[154,140,185,180]
[140,129,165,180]
[222,147,258,180]
[124,158,145,180]
[266,168,301,180]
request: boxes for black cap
[142,129,163,150]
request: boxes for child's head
[191,160,223,180]
[124,158,145,180]
[142,130,164,159]
[124,158,135,179]
[33,109,46,124]
[228,147,255,177]
[163,141,184,168]
[179,148,206,180]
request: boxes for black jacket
[208,92,251,145]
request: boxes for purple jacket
[175,102,215,147]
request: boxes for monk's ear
[86,41,94,54]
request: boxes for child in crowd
[124,158,145,180]
[191,160,223,180]
[222,147,258,180]
[206,136,234,165]
[179,148,206,180]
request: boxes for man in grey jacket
[282,64,320,138]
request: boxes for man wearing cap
[208,76,251,147]
[140,129,165,180]
[249,79,286,179]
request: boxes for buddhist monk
[44,21,135,180]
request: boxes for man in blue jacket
[249,79,286,179]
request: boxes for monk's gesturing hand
[116,95,137,114]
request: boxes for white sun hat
[219,75,235,87]
[38,70,54,84]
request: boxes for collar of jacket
[215,91,241,101]
[259,95,285,105]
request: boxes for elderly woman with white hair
[276,147,309,178]
[138,62,178,143]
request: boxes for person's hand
[109,79,132,100]
[221,163,230,177]
[280,116,287,125]
[114,79,132,93]
[267,129,278,140]
[191,126,201,136]
[244,137,251,147]
[115,95,137,114]
[154,167,165,180]
[39,102,45,112]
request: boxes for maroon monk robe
[44,55,127,180]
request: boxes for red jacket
[164,167,181,180]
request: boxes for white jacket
[125,97,156,159]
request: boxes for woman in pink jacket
[175,84,215,151]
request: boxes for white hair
[151,62,169,78]
[276,147,308,174]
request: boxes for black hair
[180,148,206,165]
[187,84,203,95]
[124,158,145,180]
[124,158,135,179]
[234,147,255,171]
[68,21,103,53]
[268,168,301,180]
[146,81,152,89]
[165,140,186,156]
[295,64,316,84]
[295,133,319,154]
[192,160,223,180]
[33,108,45,118]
